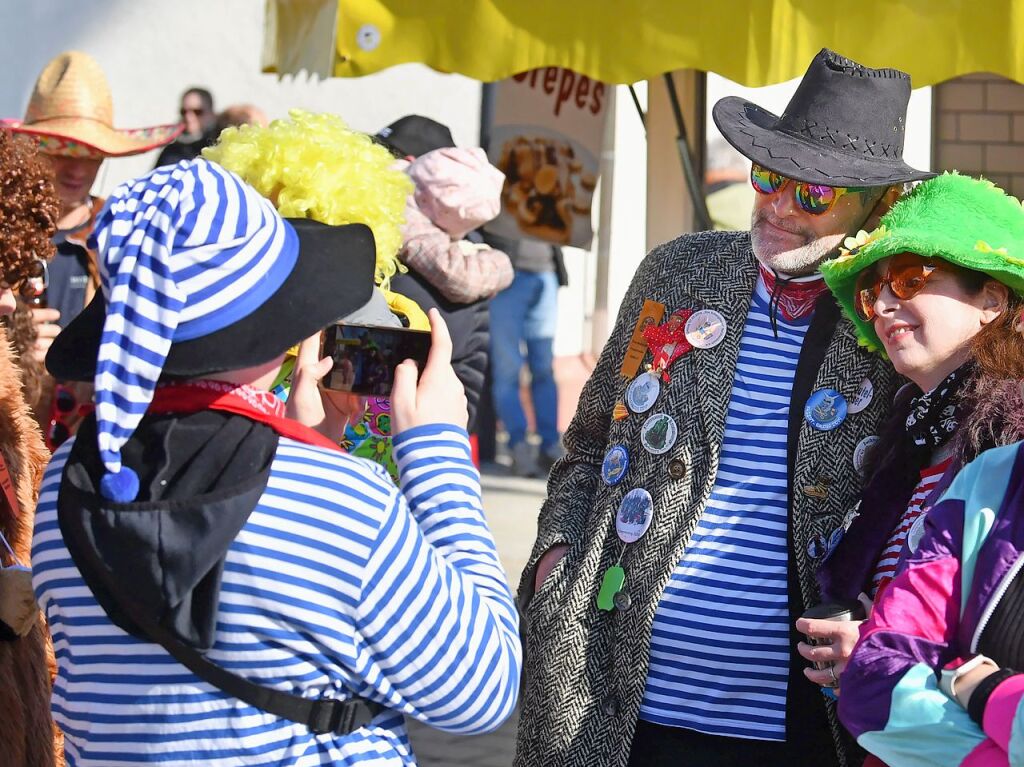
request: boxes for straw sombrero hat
[2,51,181,159]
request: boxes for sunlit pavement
[406,468,545,766]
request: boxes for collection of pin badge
[598,303,727,612]
[804,376,883,562]
[596,298,884,609]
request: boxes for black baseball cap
[374,115,455,159]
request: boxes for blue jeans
[489,270,560,449]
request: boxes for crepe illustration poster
[486,67,610,248]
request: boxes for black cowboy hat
[713,48,935,188]
[47,219,377,382]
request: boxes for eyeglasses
[46,384,93,452]
[854,252,955,322]
[750,163,865,215]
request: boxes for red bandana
[759,265,829,321]
[642,309,694,382]
[148,380,342,453]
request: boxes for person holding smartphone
[33,159,521,766]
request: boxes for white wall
[0,0,483,197]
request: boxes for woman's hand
[286,334,366,442]
[391,309,467,435]
[31,307,61,363]
[796,618,865,692]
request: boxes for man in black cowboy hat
[515,49,933,767]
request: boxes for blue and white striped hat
[89,159,298,502]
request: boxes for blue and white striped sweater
[640,277,811,740]
[33,424,520,766]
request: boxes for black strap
[90,557,383,735]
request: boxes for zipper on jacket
[971,551,1024,653]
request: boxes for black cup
[801,599,867,670]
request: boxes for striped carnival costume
[32,159,521,766]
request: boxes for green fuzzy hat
[821,172,1024,354]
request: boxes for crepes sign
[485,67,610,248]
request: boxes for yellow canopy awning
[263,0,1024,87]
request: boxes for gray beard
[750,229,843,276]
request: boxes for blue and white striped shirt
[639,276,811,740]
[33,424,520,766]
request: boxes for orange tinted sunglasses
[854,253,955,321]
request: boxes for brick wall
[933,73,1024,198]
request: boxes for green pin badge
[597,565,626,611]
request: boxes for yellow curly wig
[203,109,412,288]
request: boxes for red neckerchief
[758,265,829,321]
[642,309,694,382]
[148,380,342,453]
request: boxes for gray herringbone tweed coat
[514,231,898,767]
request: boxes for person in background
[483,230,567,477]
[0,127,63,766]
[3,51,179,440]
[154,87,218,167]
[376,114,512,436]
[803,175,1024,713]
[216,104,269,131]
[34,159,521,766]
[203,109,415,481]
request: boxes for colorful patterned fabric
[840,440,1024,766]
[343,397,398,481]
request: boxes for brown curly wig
[0,130,59,411]
[0,129,58,287]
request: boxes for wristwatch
[939,655,999,703]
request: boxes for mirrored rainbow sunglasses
[750,163,867,215]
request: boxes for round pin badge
[641,412,678,455]
[807,532,828,560]
[626,371,661,414]
[602,445,630,486]
[853,435,880,475]
[684,309,727,349]
[616,488,654,544]
[805,388,848,431]
[907,513,928,553]
[848,377,875,414]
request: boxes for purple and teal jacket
[840,440,1024,766]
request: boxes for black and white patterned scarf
[905,363,974,448]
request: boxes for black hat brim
[47,219,377,382]
[712,96,936,188]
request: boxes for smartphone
[20,259,48,308]
[322,322,431,395]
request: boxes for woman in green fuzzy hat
[800,173,1024,696]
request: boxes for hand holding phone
[286,334,367,443]
[392,309,468,435]
[322,323,431,396]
